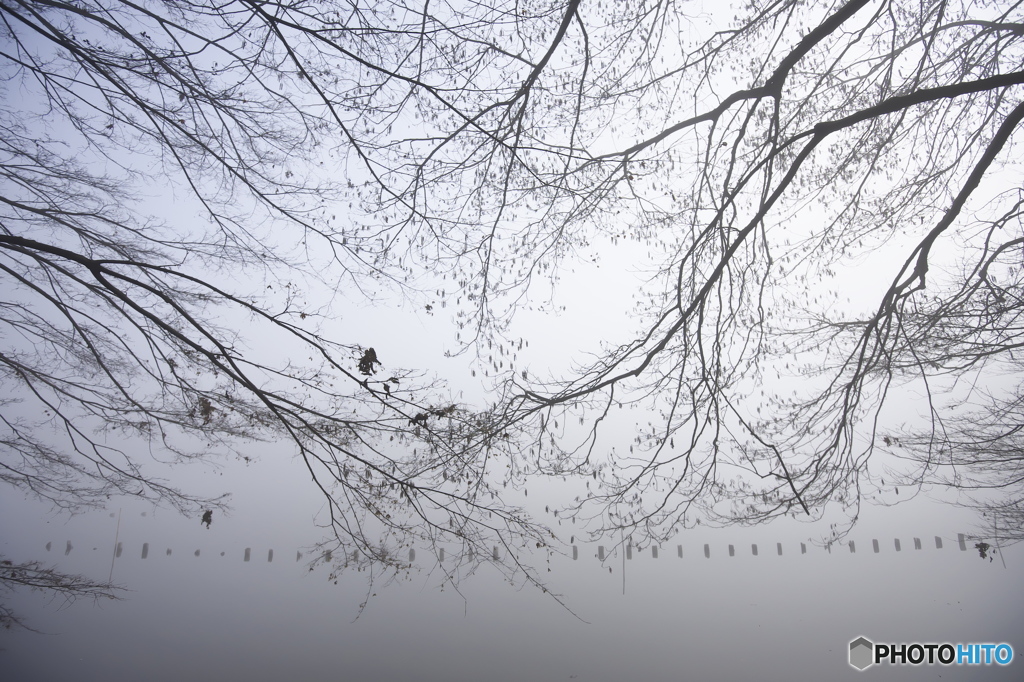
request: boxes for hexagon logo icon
[849,636,874,670]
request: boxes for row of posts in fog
[45,533,980,564]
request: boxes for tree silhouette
[477,0,1024,544]
[884,381,1024,549]
[485,0,1024,544]
[211,0,1022,545]
[1,556,120,631]
[3,0,1023,622]
[0,0,561,622]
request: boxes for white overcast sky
[3,0,1024,679]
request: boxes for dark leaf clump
[358,348,381,376]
